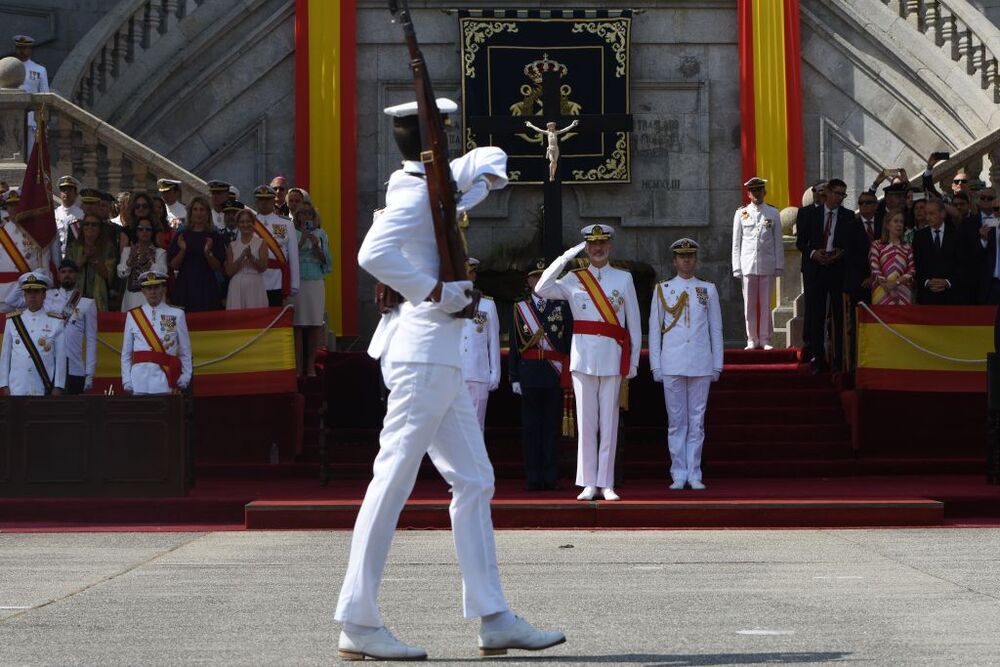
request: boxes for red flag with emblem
[14,116,57,250]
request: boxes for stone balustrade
[0,90,205,200]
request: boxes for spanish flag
[856,305,992,393]
[294,0,358,336]
[738,0,804,209]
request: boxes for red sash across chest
[572,269,630,375]
[130,306,181,388]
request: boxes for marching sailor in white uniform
[460,257,500,430]
[45,258,97,394]
[335,97,564,661]
[535,223,641,502]
[0,272,66,396]
[650,238,724,490]
[120,270,192,395]
[732,176,784,349]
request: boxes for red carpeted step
[705,423,851,442]
[723,348,801,365]
[723,363,807,374]
[707,406,845,424]
[708,389,841,409]
[713,372,833,389]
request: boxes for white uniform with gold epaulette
[0,306,66,395]
[0,221,60,313]
[45,287,97,389]
[732,201,783,347]
[258,211,301,297]
[55,203,84,255]
[120,302,193,395]
[21,58,49,156]
[535,246,642,490]
[648,275,724,485]
[460,295,500,430]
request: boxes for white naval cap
[157,178,182,192]
[18,271,50,291]
[670,237,700,255]
[743,176,767,189]
[138,270,168,287]
[13,35,35,47]
[581,223,614,241]
[383,98,458,118]
[57,175,81,190]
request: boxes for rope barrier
[97,305,294,369]
[858,302,986,364]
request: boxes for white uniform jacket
[361,148,508,367]
[648,276,723,378]
[258,211,301,295]
[535,251,641,377]
[0,221,60,312]
[732,202,784,276]
[461,296,500,388]
[0,307,67,395]
[21,58,49,129]
[45,288,97,380]
[120,302,193,394]
[55,203,84,254]
[166,201,187,228]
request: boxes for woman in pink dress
[224,209,269,309]
[869,211,916,305]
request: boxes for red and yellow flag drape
[294,0,358,336]
[739,0,804,209]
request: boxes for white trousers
[741,274,774,347]
[663,375,712,483]
[572,371,621,488]
[465,380,489,431]
[335,361,509,627]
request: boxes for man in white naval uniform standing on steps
[649,238,723,490]
[732,176,784,349]
[334,97,565,662]
[535,224,641,502]
[460,257,500,431]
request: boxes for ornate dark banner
[459,9,632,185]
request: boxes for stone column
[0,58,29,186]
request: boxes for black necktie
[934,229,942,250]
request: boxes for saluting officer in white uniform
[336,98,564,662]
[45,258,97,394]
[0,195,61,313]
[55,176,84,256]
[253,185,300,306]
[535,224,641,502]
[157,179,187,229]
[732,176,784,349]
[121,271,192,395]
[14,35,49,157]
[460,257,500,430]
[0,272,65,396]
[650,238,723,490]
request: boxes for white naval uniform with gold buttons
[258,211,301,297]
[0,306,67,395]
[535,245,641,489]
[120,302,193,395]
[55,203,84,255]
[337,146,510,629]
[0,221,60,313]
[21,58,49,155]
[460,295,500,430]
[732,201,783,347]
[648,275,723,485]
[45,288,97,388]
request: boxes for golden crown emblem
[523,54,568,84]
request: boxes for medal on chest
[695,286,709,306]
[473,310,487,334]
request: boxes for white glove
[733,270,743,279]
[436,280,474,314]
[652,370,662,383]
[511,382,522,395]
[456,180,490,213]
[562,242,586,260]
[711,370,721,383]
[84,376,93,391]
[123,384,133,395]
[488,381,499,392]
[626,366,637,380]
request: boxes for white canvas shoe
[689,480,707,490]
[576,485,597,501]
[338,627,427,661]
[762,344,774,350]
[744,343,756,350]
[478,615,566,656]
[602,487,620,501]
[669,480,686,490]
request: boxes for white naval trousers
[335,360,509,627]
[662,375,712,483]
[741,275,774,347]
[465,380,489,431]
[572,371,621,488]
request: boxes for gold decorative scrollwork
[462,21,520,77]
[465,127,479,152]
[508,170,522,182]
[570,20,629,78]
[571,133,629,182]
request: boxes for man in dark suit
[796,180,826,355]
[958,187,998,303]
[913,198,964,305]
[975,225,1000,304]
[805,178,853,372]
[845,191,882,305]
[509,260,573,491]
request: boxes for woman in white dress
[224,209,269,310]
[118,218,168,311]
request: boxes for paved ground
[1,529,999,665]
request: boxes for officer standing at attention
[120,270,192,395]
[649,238,723,490]
[460,257,500,430]
[253,185,300,306]
[335,97,564,661]
[55,176,84,255]
[13,35,48,157]
[732,176,784,349]
[510,258,573,491]
[535,224,641,502]
[0,272,65,396]
[45,259,97,394]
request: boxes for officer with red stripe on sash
[535,224,641,501]
[0,191,61,313]
[0,272,66,396]
[121,270,192,395]
[252,185,300,306]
